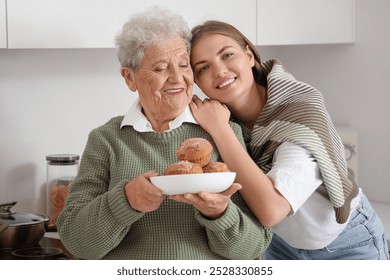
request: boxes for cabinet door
[0,0,6,48]
[7,0,146,48]
[257,0,355,45]
[7,0,256,49]
[146,0,257,43]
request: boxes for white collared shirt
[120,98,198,132]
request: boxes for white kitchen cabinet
[7,0,256,49]
[6,0,355,48]
[257,0,356,45]
[147,0,257,43]
[0,0,6,48]
[7,0,146,48]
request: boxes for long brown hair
[191,20,267,87]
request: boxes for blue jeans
[265,194,389,260]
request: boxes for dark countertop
[0,236,75,260]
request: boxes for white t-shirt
[267,142,361,249]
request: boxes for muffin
[50,185,69,211]
[49,184,69,226]
[176,138,213,167]
[203,161,230,173]
[164,160,203,175]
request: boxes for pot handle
[0,201,17,216]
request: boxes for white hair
[115,6,192,70]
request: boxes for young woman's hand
[190,95,231,135]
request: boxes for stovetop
[0,236,75,260]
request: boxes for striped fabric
[248,59,358,224]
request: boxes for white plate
[150,172,236,195]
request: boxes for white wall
[1,0,389,214]
[0,49,135,213]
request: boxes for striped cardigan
[247,59,359,224]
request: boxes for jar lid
[46,154,80,163]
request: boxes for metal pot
[0,201,49,249]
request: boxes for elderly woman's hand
[190,95,231,136]
[169,182,242,219]
[124,171,165,213]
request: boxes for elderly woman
[57,7,271,260]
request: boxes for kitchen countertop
[0,236,75,260]
[40,236,75,259]
[45,231,60,239]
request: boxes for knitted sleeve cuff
[194,200,239,232]
[107,180,144,226]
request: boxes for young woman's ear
[245,45,256,68]
[121,67,137,92]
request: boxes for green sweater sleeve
[196,200,272,260]
[57,129,144,259]
[195,123,272,259]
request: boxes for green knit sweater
[57,116,271,260]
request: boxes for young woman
[189,20,389,260]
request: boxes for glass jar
[46,154,79,230]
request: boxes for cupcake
[164,160,203,175]
[176,138,213,167]
[203,161,230,173]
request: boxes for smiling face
[122,37,194,131]
[190,34,255,106]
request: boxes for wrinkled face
[122,37,194,123]
[191,34,255,105]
